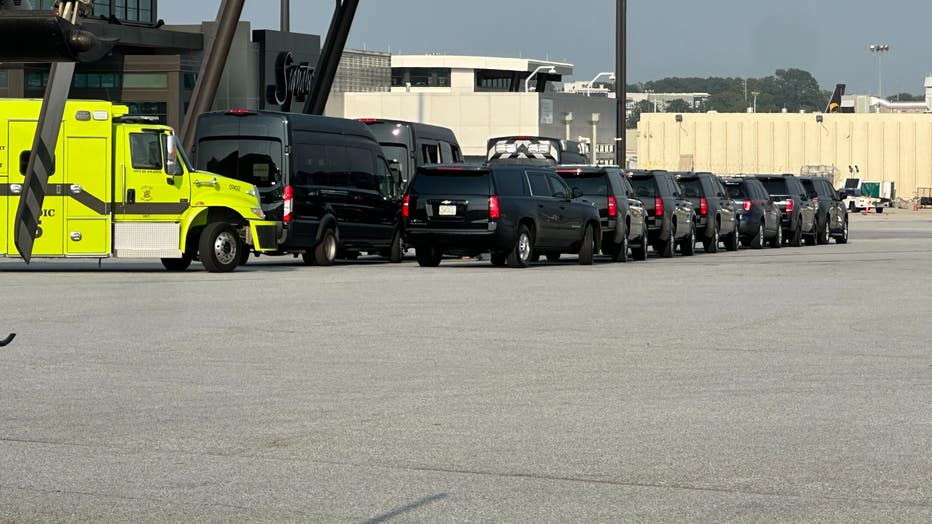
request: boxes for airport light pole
[525,65,557,93]
[751,91,760,113]
[869,43,890,99]
[585,72,615,97]
[615,0,626,166]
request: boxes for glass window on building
[0,70,7,88]
[390,68,451,88]
[476,70,516,92]
[123,73,168,89]
[125,102,167,125]
[26,71,49,89]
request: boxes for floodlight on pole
[525,65,557,93]
[585,71,615,97]
[869,43,890,99]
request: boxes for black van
[359,119,463,185]
[486,136,589,166]
[193,110,404,265]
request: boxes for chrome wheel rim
[214,231,237,266]
[324,234,337,261]
[518,233,531,261]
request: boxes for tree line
[623,68,921,128]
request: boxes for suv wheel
[578,224,594,265]
[751,222,764,249]
[724,221,739,251]
[506,225,533,268]
[389,227,404,263]
[817,217,830,245]
[804,219,818,246]
[631,219,649,261]
[835,218,849,244]
[610,227,629,262]
[680,223,696,256]
[415,246,443,267]
[703,223,720,253]
[789,220,803,247]
[768,222,783,248]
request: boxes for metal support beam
[615,0,627,167]
[303,0,359,115]
[15,62,76,262]
[281,0,290,32]
[180,0,246,152]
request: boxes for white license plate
[438,205,457,216]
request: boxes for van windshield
[197,138,284,209]
[380,144,409,180]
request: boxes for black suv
[800,176,849,244]
[627,170,696,257]
[554,166,648,262]
[675,172,739,253]
[752,175,816,247]
[403,165,602,267]
[722,177,782,249]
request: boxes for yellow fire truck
[0,99,277,272]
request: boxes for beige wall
[638,113,932,196]
[340,92,541,158]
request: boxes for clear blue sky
[159,0,930,96]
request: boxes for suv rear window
[678,177,703,198]
[629,177,658,198]
[557,172,608,197]
[758,178,789,195]
[411,170,491,195]
[725,182,749,199]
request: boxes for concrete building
[332,49,390,94]
[331,54,630,163]
[637,111,932,198]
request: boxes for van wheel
[416,246,442,267]
[313,228,337,266]
[239,249,251,266]
[161,255,192,271]
[199,222,241,273]
[578,224,594,265]
[389,227,404,263]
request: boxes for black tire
[529,251,542,263]
[415,246,442,267]
[657,230,674,258]
[703,222,720,253]
[578,224,594,265]
[490,252,507,266]
[804,219,817,246]
[875,207,884,214]
[740,237,752,248]
[768,222,783,248]
[817,216,830,245]
[506,225,534,268]
[724,220,739,251]
[238,248,251,266]
[680,222,696,256]
[631,220,648,261]
[312,228,337,266]
[789,220,802,247]
[199,222,242,273]
[609,227,630,262]
[751,221,764,249]
[161,255,192,272]
[389,228,403,263]
[546,252,561,262]
[835,218,849,244]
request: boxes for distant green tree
[626,99,653,129]
[665,99,692,113]
[891,92,923,102]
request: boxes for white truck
[839,178,895,214]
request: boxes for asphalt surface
[1,212,931,522]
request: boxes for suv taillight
[655,197,664,217]
[489,196,500,220]
[743,200,752,212]
[785,198,795,213]
[608,195,618,217]
[283,185,294,222]
[699,197,708,216]
[402,194,410,218]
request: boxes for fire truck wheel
[199,222,242,273]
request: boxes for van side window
[421,143,440,164]
[375,157,394,197]
[130,133,163,170]
[346,146,377,191]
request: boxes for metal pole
[304,0,360,115]
[615,0,626,167]
[180,0,246,152]
[281,0,290,32]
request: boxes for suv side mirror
[571,187,583,199]
[837,190,847,199]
